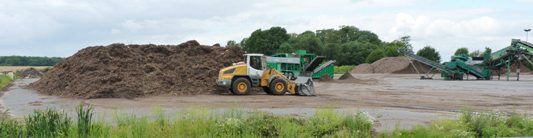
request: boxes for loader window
[250,56,262,70]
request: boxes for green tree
[416,46,441,62]
[242,27,290,55]
[454,47,469,56]
[365,36,412,63]
[336,40,379,65]
[282,31,323,54]
[366,50,385,63]
[278,42,293,53]
[226,40,238,47]
[469,50,481,57]
[239,25,385,66]
[316,26,382,65]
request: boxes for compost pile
[19,68,43,78]
[29,40,245,99]
[352,57,438,74]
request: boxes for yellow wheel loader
[216,54,315,96]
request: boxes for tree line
[228,26,442,66]
[0,56,64,66]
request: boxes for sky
[0,0,532,61]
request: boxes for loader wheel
[232,78,251,95]
[269,79,287,95]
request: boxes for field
[0,66,50,72]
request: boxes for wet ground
[2,74,533,132]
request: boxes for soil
[18,68,43,78]
[352,57,438,74]
[351,63,373,73]
[338,72,356,80]
[319,74,334,82]
[29,40,245,99]
[336,72,377,84]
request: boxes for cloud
[0,0,531,59]
[390,13,501,38]
[387,11,531,60]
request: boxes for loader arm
[260,69,315,96]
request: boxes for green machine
[266,50,336,79]
[400,39,533,80]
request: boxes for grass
[335,65,354,74]
[0,106,374,138]
[0,74,14,90]
[1,106,533,137]
[381,109,533,138]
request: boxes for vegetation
[366,36,412,63]
[0,56,63,66]
[0,75,14,90]
[2,106,533,137]
[236,26,411,66]
[0,107,373,137]
[241,27,290,55]
[454,47,469,56]
[416,46,441,63]
[470,47,492,58]
[383,110,533,138]
[469,50,482,57]
[335,66,354,74]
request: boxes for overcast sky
[1,0,532,60]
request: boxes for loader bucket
[294,76,315,96]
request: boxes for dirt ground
[78,74,533,114]
[2,73,533,132]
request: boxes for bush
[335,66,354,74]
[383,110,533,137]
[0,75,13,90]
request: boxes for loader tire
[269,79,287,95]
[232,78,251,95]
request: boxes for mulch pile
[29,40,245,99]
[352,57,438,74]
[319,74,334,82]
[338,72,357,80]
[19,68,43,78]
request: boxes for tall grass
[0,107,374,137]
[25,109,72,137]
[0,74,13,90]
[77,104,93,138]
[382,110,533,138]
[1,106,533,137]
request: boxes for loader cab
[244,54,267,80]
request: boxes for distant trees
[482,47,492,56]
[239,26,409,65]
[469,50,481,57]
[226,40,239,47]
[416,46,441,63]
[454,47,469,56]
[0,56,63,66]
